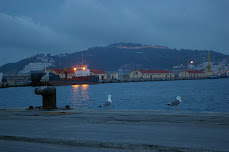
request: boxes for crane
[206,51,212,72]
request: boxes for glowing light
[190,61,194,64]
[73,85,79,88]
[74,68,77,71]
[83,67,86,70]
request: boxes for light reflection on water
[71,84,90,109]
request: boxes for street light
[190,61,194,70]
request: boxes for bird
[40,71,50,86]
[167,96,183,111]
[99,95,112,109]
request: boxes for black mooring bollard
[35,86,57,109]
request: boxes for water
[0,79,229,112]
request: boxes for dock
[0,74,210,88]
[100,77,208,83]
[0,108,228,152]
[2,74,32,87]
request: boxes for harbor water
[0,79,229,112]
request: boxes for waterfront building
[178,70,208,78]
[90,69,107,80]
[47,69,75,79]
[110,73,119,79]
[129,70,175,79]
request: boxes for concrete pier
[2,74,32,87]
[101,77,207,83]
[0,108,228,152]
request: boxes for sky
[0,0,229,66]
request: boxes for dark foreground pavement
[0,108,229,152]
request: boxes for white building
[110,73,118,79]
[178,70,208,78]
[129,70,175,79]
[18,62,53,74]
[90,69,107,80]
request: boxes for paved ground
[0,108,229,152]
[0,140,147,152]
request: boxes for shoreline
[0,108,229,151]
[1,77,214,88]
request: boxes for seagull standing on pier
[167,96,183,111]
[99,95,112,109]
[40,71,50,86]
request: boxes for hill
[0,43,228,74]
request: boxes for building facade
[110,73,118,79]
[178,70,208,78]
[90,69,107,80]
[129,70,175,79]
[47,69,75,79]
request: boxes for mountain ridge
[0,43,228,74]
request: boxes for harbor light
[190,61,194,64]
[83,67,86,70]
[74,68,77,71]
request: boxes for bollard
[35,86,57,109]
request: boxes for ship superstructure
[31,54,100,86]
[74,65,90,77]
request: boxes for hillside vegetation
[0,43,228,74]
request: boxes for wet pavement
[0,108,229,152]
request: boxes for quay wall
[1,74,209,87]
[2,74,32,87]
[100,77,208,83]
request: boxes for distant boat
[31,65,99,86]
[0,73,2,87]
[219,74,228,79]
[208,75,220,79]
[208,73,228,79]
[47,65,99,86]
[0,73,8,88]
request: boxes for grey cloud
[0,0,229,65]
[0,13,65,50]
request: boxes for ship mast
[44,57,47,72]
[81,53,84,65]
[206,51,212,72]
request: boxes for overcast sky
[0,0,229,66]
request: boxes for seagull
[40,71,50,86]
[167,96,183,111]
[99,95,112,109]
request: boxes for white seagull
[40,71,50,86]
[167,96,183,111]
[99,95,112,109]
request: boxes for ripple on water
[0,79,229,112]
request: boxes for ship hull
[208,75,220,79]
[47,76,99,86]
[31,72,99,86]
[47,80,98,86]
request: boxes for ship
[208,75,220,79]
[0,73,8,88]
[31,65,99,86]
